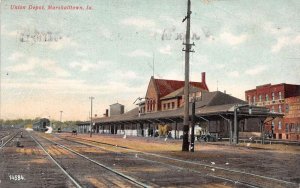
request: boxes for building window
[272,92,275,101]
[285,124,289,132]
[253,96,256,103]
[149,100,153,111]
[286,104,289,113]
[163,104,166,110]
[259,95,262,102]
[278,105,282,113]
[265,94,269,101]
[278,121,282,130]
[171,102,175,109]
[291,123,295,132]
[279,92,282,100]
[167,103,170,109]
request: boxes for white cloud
[69,60,105,72]
[116,70,138,80]
[191,54,209,66]
[41,59,70,77]
[271,35,300,53]
[120,17,156,29]
[220,31,248,46]
[1,25,18,37]
[47,37,78,50]
[7,57,37,72]
[159,44,172,55]
[215,64,225,69]
[227,71,239,78]
[8,52,25,61]
[126,49,151,57]
[6,57,70,77]
[245,65,267,75]
[2,77,85,93]
[100,81,144,95]
[159,68,184,80]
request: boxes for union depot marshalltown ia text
[10,5,90,10]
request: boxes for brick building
[245,83,300,140]
[285,96,300,140]
[143,72,209,113]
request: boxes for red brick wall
[284,96,300,140]
[245,83,300,140]
[145,78,159,112]
[161,98,178,111]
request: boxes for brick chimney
[201,72,206,85]
[103,109,109,117]
[201,72,209,91]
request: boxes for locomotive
[32,118,50,132]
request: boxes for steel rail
[0,131,19,150]
[40,134,150,188]
[67,136,298,187]
[59,136,261,188]
[29,133,83,188]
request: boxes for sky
[1,0,300,121]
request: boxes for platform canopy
[78,91,283,126]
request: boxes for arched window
[279,92,282,100]
[279,105,282,113]
[259,95,262,102]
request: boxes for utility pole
[89,96,94,137]
[60,111,63,122]
[182,0,195,151]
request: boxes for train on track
[33,118,50,132]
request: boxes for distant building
[285,96,300,140]
[245,83,300,140]
[110,103,125,116]
[144,72,209,113]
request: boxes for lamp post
[89,97,94,137]
[60,111,63,122]
[233,104,253,144]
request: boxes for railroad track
[31,133,150,188]
[52,135,265,188]
[58,135,299,188]
[0,131,20,150]
[1,130,72,187]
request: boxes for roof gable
[154,78,208,98]
[145,76,159,98]
[161,85,206,100]
[207,91,246,106]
